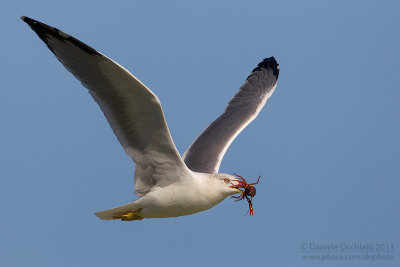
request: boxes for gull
[21,16,279,221]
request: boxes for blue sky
[1,1,399,266]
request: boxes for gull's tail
[94,201,143,221]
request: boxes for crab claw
[246,196,254,216]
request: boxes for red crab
[231,173,261,215]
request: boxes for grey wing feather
[183,57,279,173]
[22,16,189,196]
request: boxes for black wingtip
[21,16,101,56]
[21,15,32,24]
[247,57,279,81]
[21,16,40,29]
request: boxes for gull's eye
[223,178,230,184]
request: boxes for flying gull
[21,16,279,221]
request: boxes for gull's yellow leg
[112,208,143,221]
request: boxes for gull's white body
[98,173,237,219]
[22,16,279,220]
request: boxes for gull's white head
[209,173,244,196]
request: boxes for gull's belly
[138,183,226,218]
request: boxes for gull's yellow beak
[236,188,244,193]
[232,187,244,193]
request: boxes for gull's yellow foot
[112,209,143,221]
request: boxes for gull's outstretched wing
[22,16,190,196]
[183,57,279,173]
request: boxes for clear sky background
[1,1,399,266]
